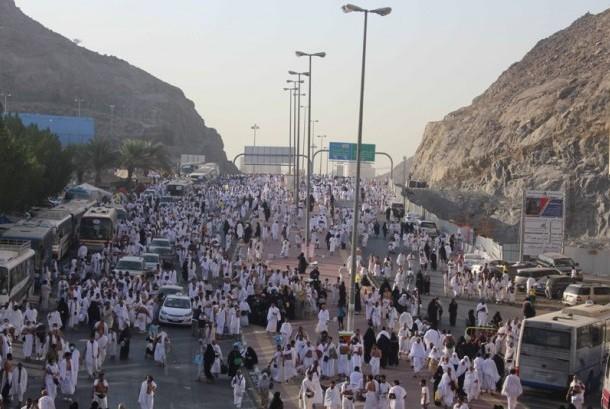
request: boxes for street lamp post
[74,98,85,117]
[1,92,11,115]
[342,3,392,332]
[317,135,328,174]
[283,87,295,175]
[289,70,309,208]
[109,104,115,138]
[287,80,304,180]
[296,50,325,252]
[251,124,260,147]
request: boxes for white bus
[0,240,36,304]
[32,199,96,259]
[79,207,118,251]
[516,303,610,391]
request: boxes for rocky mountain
[0,0,235,172]
[409,10,610,244]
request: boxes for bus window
[523,326,571,349]
[577,325,602,349]
[0,268,8,296]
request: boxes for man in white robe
[279,320,293,347]
[408,338,426,376]
[316,305,330,334]
[266,304,281,334]
[388,380,406,409]
[10,362,27,405]
[501,369,523,409]
[138,375,157,409]
[38,389,55,409]
[232,370,246,409]
[324,381,341,409]
[476,301,488,327]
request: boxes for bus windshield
[80,218,113,241]
[522,326,571,349]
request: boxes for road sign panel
[329,142,375,162]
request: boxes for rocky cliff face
[0,0,235,172]
[409,10,610,244]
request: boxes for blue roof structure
[16,112,95,145]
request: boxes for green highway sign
[328,142,376,162]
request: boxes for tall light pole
[251,123,260,146]
[1,92,11,115]
[287,80,304,179]
[74,98,85,117]
[296,50,326,251]
[289,71,309,208]
[317,135,328,174]
[109,104,115,138]
[342,3,392,332]
[283,87,294,175]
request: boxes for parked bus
[0,223,54,273]
[31,199,96,259]
[79,207,118,251]
[516,303,610,392]
[0,240,36,304]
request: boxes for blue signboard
[328,142,375,162]
[17,113,95,145]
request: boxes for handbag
[193,353,203,366]
[388,393,396,400]
[220,362,228,374]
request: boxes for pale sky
[15,0,609,171]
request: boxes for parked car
[416,220,439,237]
[514,267,561,290]
[562,283,610,306]
[534,275,575,299]
[148,238,176,262]
[158,294,192,326]
[463,253,487,271]
[142,252,160,272]
[536,252,583,280]
[112,256,146,276]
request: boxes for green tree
[120,139,170,181]
[67,144,89,184]
[0,115,71,212]
[87,137,117,185]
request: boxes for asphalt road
[13,322,253,409]
[361,234,599,409]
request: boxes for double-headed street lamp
[287,79,304,181]
[74,98,85,117]
[342,3,391,331]
[296,50,326,251]
[283,87,296,175]
[251,123,260,146]
[317,134,328,174]
[1,92,11,115]
[288,70,309,208]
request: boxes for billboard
[244,146,293,165]
[328,142,375,162]
[17,113,95,145]
[520,190,565,259]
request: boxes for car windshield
[116,260,143,270]
[151,247,170,254]
[151,239,169,247]
[554,258,575,267]
[522,326,570,349]
[144,255,158,263]
[564,286,589,295]
[164,298,190,309]
[420,222,436,229]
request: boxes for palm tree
[120,139,170,181]
[87,138,116,185]
[67,144,89,184]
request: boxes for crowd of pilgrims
[252,183,540,409]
